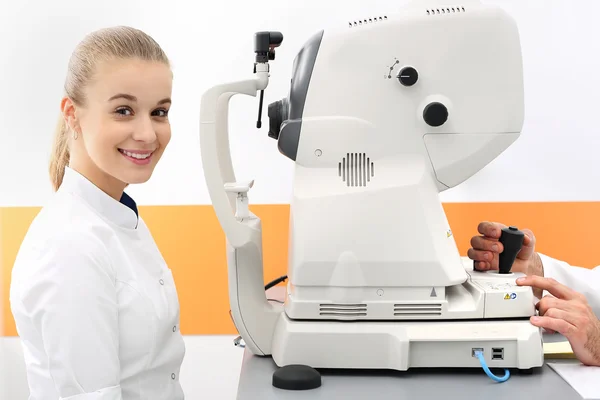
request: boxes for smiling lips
[118,148,155,165]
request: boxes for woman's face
[63,57,172,199]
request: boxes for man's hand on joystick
[468,222,537,272]
[467,221,544,296]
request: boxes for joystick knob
[498,226,525,274]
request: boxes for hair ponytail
[48,115,70,191]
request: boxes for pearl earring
[72,130,78,140]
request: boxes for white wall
[1,0,600,209]
[2,0,600,399]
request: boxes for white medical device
[200,0,544,389]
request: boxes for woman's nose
[132,118,157,142]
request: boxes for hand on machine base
[468,221,600,367]
[518,275,600,367]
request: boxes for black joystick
[498,226,525,274]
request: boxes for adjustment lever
[256,90,264,128]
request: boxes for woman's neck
[68,160,127,201]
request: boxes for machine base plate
[270,314,544,372]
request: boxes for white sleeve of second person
[17,231,123,400]
[538,252,600,318]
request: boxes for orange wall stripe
[1,202,597,337]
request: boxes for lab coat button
[173,325,177,332]
[159,279,164,285]
[172,373,176,380]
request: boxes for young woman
[9,26,185,399]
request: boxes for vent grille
[426,6,466,15]
[339,153,374,187]
[394,303,442,316]
[319,303,367,317]
[349,16,387,28]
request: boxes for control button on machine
[423,102,448,127]
[397,66,418,86]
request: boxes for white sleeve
[16,232,123,399]
[538,252,600,318]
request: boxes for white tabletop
[236,341,581,400]
[236,287,582,399]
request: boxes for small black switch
[498,226,525,274]
[423,102,448,127]
[398,66,418,86]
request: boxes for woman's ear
[60,96,80,134]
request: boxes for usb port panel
[492,347,504,360]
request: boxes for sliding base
[270,313,544,371]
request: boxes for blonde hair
[49,26,171,191]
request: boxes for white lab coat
[9,167,185,399]
[538,253,600,318]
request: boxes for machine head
[266,0,524,191]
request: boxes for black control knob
[423,102,448,127]
[398,66,418,86]
[498,226,525,274]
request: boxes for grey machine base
[236,333,583,400]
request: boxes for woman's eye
[153,109,169,117]
[115,107,132,116]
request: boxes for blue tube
[474,350,510,382]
